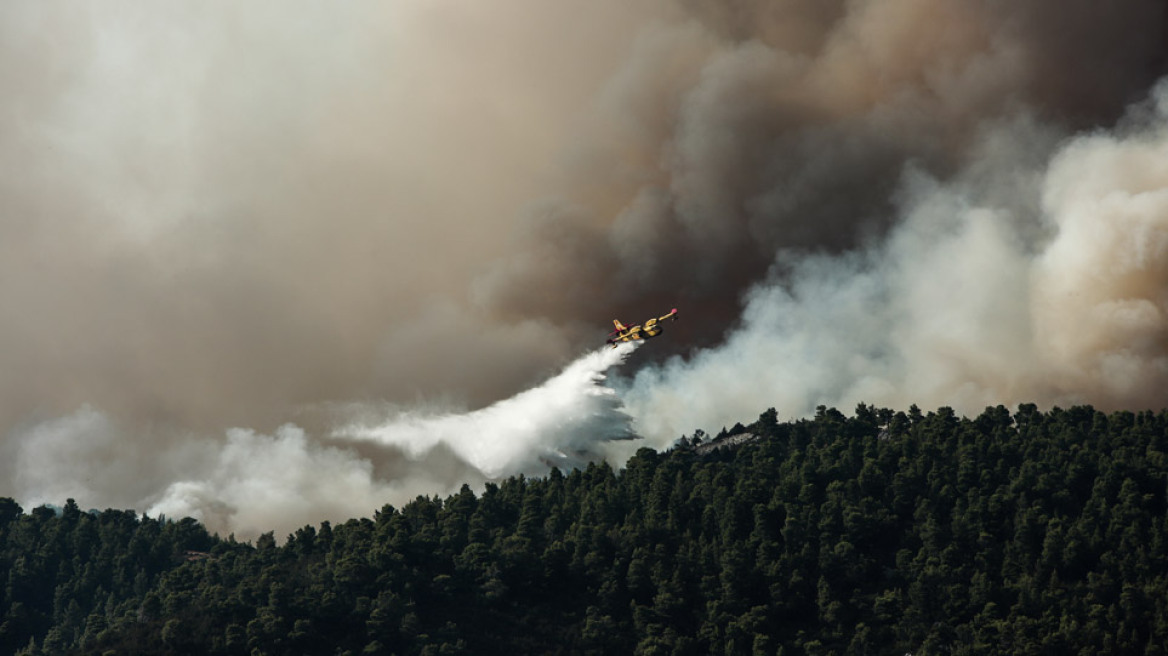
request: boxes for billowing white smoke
[4,406,212,512]
[146,425,393,539]
[11,345,635,538]
[621,83,1168,445]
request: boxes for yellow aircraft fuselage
[607,308,678,347]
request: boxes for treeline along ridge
[4,404,1168,654]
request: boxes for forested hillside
[5,404,1168,655]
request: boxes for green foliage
[6,405,1168,654]
[0,500,219,655]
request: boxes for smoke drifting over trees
[3,0,1168,535]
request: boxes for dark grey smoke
[478,0,1168,344]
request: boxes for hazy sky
[4,0,1168,536]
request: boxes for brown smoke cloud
[3,0,1168,533]
[0,0,659,435]
[479,0,1168,342]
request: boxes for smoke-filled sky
[4,0,1168,537]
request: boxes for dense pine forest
[5,404,1168,655]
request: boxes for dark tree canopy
[4,404,1168,655]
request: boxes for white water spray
[333,343,637,477]
[136,344,636,537]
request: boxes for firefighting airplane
[606,308,679,347]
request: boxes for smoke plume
[4,1,1168,535]
[623,94,1168,442]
